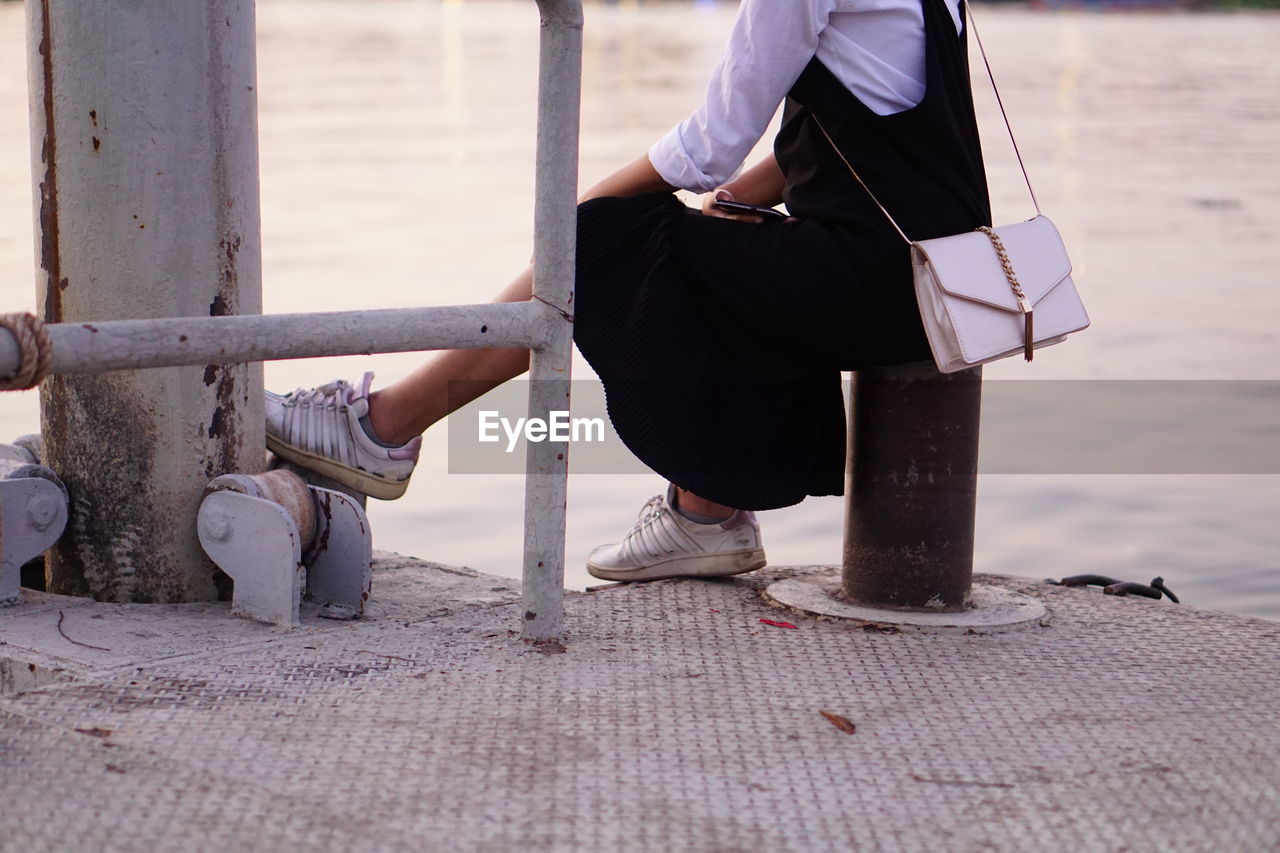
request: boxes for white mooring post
[522,0,583,642]
[25,2,264,601]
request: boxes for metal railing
[5,0,986,634]
[1,0,584,641]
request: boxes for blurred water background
[0,0,1276,618]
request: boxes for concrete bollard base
[765,571,1047,633]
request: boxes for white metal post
[25,1,264,601]
[522,0,583,642]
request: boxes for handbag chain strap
[812,0,1042,246]
[977,225,1034,361]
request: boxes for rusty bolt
[27,494,61,530]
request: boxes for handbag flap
[913,215,1073,312]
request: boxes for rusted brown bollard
[842,362,982,612]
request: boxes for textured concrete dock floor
[2,555,1278,852]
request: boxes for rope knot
[0,312,54,391]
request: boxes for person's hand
[702,187,763,222]
[702,187,797,224]
[701,187,735,218]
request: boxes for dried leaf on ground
[819,710,857,735]
[75,727,114,738]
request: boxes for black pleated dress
[572,0,992,511]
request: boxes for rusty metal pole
[25,1,264,601]
[842,363,982,611]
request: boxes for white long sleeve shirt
[648,0,964,193]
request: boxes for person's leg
[673,487,734,521]
[264,265,536,497]
[270,256,741,515]
[365,266,535,445]
[366,265,740,516]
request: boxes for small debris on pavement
[75,727,114,738]
[759,619,797,629]
[57,610,111,651]
[819,711,856,735]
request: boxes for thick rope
[0,312,54,391]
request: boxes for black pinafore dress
[572,0,991,511]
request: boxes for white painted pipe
[0,302,551,378]
[521,0,583,643]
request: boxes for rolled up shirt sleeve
[648,0,836,192]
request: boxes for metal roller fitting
[205,469,316,548]
[12,434,42,465]
[198,490,306,627]
[197,474,373,626]
[0,442,37,466]
[0,456,69,605]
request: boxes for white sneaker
[265,372,421,500]
[586,486,767,582]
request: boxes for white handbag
[912,215,1089,372]
[815,0,1090,373]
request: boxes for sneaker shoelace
[285,379,354,410]
[280,379,358,463]
[617,495,690,563]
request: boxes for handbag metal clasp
[1018,297,1034,361]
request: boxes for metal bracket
[198,491,306,626]
[0,448,69,607]
[305,487,372,620]
[196,475,373,627]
